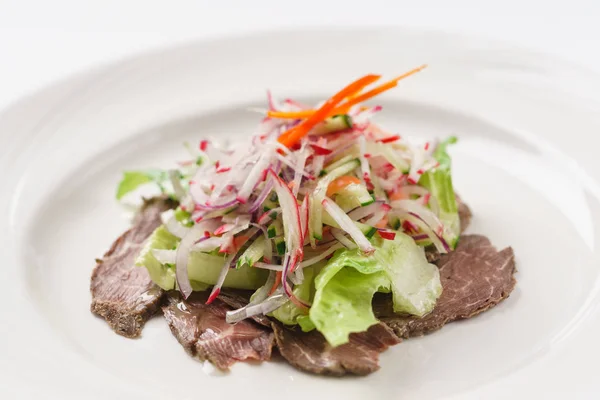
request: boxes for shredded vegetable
[126,68,462,343]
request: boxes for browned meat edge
[90,197,176,338]
[272,322,400,376]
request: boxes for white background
[1,0,600,110]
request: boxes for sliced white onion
[274,153,313,179]
[176,224,209,298]
[390,199,443,234]
[331,228,357,249]
[398,185,429,197]
[269,170,302,252]
[311,137,327,177]
[249,271,277,306]
[299,195,310,242]
[357,135,371,185]
[163,216,191,239]
[396,211,450,253]
[152,249,176,265]
[299,243,344,269]
[363,204,391,226]
[236,150,273,202]
[207,252,236,303]
[168,170,186,200]
[347,201,386,221]
[322,197,374,255]
[291,142,310,197]
[226,291,288,324]
[254,262,284,271]
[190,237,225,252]
[221,213,252,225]
[160,209,175,224]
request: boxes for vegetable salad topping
[121,66,461,345]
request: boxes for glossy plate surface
[1,28,599,399]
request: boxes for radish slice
[164,217,190,239]
[322,197,375,255]
[176,223,213,298]
[152,249,176,265]
[299,243,344,268]
[377,230,396,240]
[206,252,236,304]
[347,201,386,221]
[226,290,288,324]
[253,262,284,271]
[331,228,357,249]
[169,170,186,200]
[390,199,444,234]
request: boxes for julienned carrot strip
[332,64,428,114]
[268,110,314,119]
[269,271,282,296]
[269,66,427,123]
[277,74,381,148]
[267,106,370,120]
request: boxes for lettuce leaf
[419,136,460,248]
[307,233,442,346]
[116,169,170,200]
[310,268,390,346]
[272,266,316,325]
[135,226,178,290]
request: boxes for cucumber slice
[335,183,375,211]
[388,215,401,230]
[274,237,287,255]
[262,198,278,212]
[320,155,357,177]
[267,219,283,239]
[366,142,410,173]
[311,114,352,136]
[322,212,376,239]
[236,236,265,268]
[309,159,361,245]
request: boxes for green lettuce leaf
[116,169,170,200]
[310,268,390,346]
[135,226,178,290]
[272,266,316,325]
[307,233,442,346]
[419,136,460,248]
[373,234,442,316]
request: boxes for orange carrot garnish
[269,65,427,124]
[332,64,428,114]
[269,271,282,296]
[277,74,381,148]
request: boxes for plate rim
[1,26,600,399]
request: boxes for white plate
[1,28,600,399]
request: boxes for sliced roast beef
[162,292,275,370]
[90,197,176,338]
[272,322,400,376]
[377,234,516,338]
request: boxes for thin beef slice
[378,234,516,338]
[162,292,275,370]
[90,197,175,338]
[272,322,400,376]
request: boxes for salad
[117,65,462,347]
